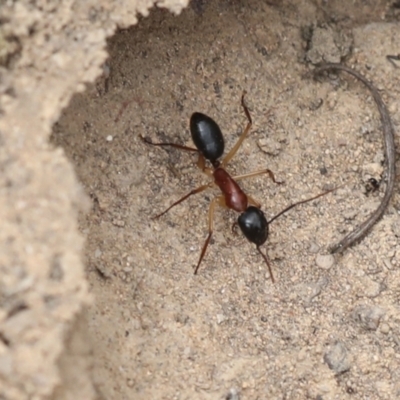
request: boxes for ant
[141,92,334,282]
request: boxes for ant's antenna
[268,188,337,225]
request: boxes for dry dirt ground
[7,0,400,399]
[50,1,400,398]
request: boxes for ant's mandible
[141,92,333,283]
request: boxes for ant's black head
[238,206,269,246]
[238,206,274,282]
[190,112,224,164]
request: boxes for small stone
[94,248,102,258]
[0,353,13,377]
[295,282,322,304]
[216,314,227,324]
[309,242,320,253]
[96,193,111,210]
[112,218,125,227]
[316,254,335,270]
[226,388,240,400]
[257,137,282,156]
[359,276,382,298]
[392,220,400,238]
[328,97,337,109]
[375,380,392,396]
[362,162,383,177]
[380,323,390,334]
[106,135,113,141]
[297,347,308,362]
[2,310,35,343]
[324,341,351,373]
[309,98,323,111]
[305,26,343,65]
[95,263,113,279]
[342,209,358,220]
[352,305,385,331]
[241,381,249,389]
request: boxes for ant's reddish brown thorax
[213,167,248,212]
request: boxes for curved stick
[313,63,396,253]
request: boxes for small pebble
[358,276,382,298]
[342,209,358,220]
[295,282,322,304]
[95,263,112,278]
[0,353,13,377]
[362,162,383,177]
[297,347,307,362]
[106,135,113,142]
[328,97,337,109]
[380,323,390,334]
[316,254,335,270]
[309,97,323,111]
[1,310,35,342]
[257,137,281,156]
[183,347,192,357]
[226,388,240,400]
[94,248,102,258]
[216,314,227,324]
[352,305,385,331]
[392,220,400,238]
[309,242,320,253]
[112,218,125,227]
[102,62,111,79]
[324,341,351,373]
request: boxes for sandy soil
[50,1,400,398]
[6,0,400,399]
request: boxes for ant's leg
[153,183,212,219]
[194,196,226,274]
[256,246,275,283]
[197,154,214,177]
[142,135,214,177]
[140,134,198,153]
[221,91,252,167]
[233,168,283,184]
[247,195,262,209]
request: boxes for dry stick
[386,54,400,69]
[313,63,396,254]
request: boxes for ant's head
[238,206,274,282]
[238,206,269,246]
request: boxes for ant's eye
[238,206,269,246]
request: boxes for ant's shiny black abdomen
[190,112,224,164]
